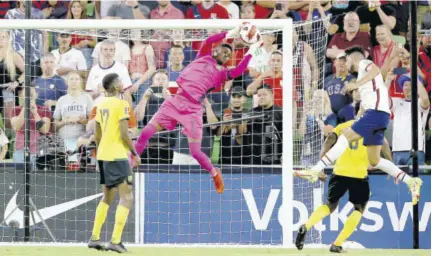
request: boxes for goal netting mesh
[0,18,328,246]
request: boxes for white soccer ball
[239,22,260,45]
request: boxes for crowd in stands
[0,0,430,171]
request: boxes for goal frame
[0,18,294,247]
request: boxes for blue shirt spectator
[163,39,196,69]
[323,53,356,127]
[34,54,67,110]
[165,45,185,82]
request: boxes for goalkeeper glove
[225,24,242,39]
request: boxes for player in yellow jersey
[88,73,140,253]
[295,100,392,253]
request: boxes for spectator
[166,45,185,82]
[355,1,397,45]
[95,0,120,19]
[418,34,431,93]
[387,73,430,166]
[51,33,87,80]
[67,0,97,68]
[372,25,396,68]
[299,89,332,165]
[0,29,24,131]
[323,52,356,128]
[383,46,411,98]
[150,1,185,70]
[248,33,277,78]
[326,12,372,59]
[92,29,131,67]
[163,29,196,68]
[134,70,174,163]
[37,0,69,19]
[248,84,282,165]
[240,0,270,19]
[0,1,13,19]
[269,1,301,21]
[33,53,67,111]
[211,86,250,165]
[218,0,239,19]
[54,71,93,162]
[0,113,7,161]
[247,51,283,107]
[186,0,229,19]
[86,40,132,105]
[129,29,156,106]
[10,87,51,163]
[150,0,185,19]
[5,0,48,78]
[240,3,255,19]
[105,0,150,19]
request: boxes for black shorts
[98,160,130,188]
[327,174,370,205]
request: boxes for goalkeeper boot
[107,242,128,253]
[295,224,307,250]
[88,239,105,251]
[407,177,423,205]
[329,244,346,253]
[213,168,224,194]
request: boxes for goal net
[0,18,328,247]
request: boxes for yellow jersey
[332,120,369,179]
[95,97,130,161]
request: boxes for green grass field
[0,247,430,256]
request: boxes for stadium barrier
[0,164,429,249]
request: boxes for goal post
[0,18,330,247]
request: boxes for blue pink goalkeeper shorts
[151,94,204,140]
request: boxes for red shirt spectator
[186,1,229,19]
[150,1,185,19]
[418,42,431,93]
[253,3,270,19]
[0,2,12,19]
[372,25,395,68]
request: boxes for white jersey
[86,61,132,93]
[392,98,430,152]
[51,48,87,80]
[357,59,391,114]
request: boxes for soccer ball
[239,22,260,45]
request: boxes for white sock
[312,135,349,172]
[375,158,411,184]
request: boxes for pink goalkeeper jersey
[176,31,251,103]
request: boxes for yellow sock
[305,205,331,231]
[111,205,130,244]
[91,201,109,241]
[334,210,362,246]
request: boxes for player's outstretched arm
[197,25,241,58]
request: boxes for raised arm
[228,40,263,80]
[197,31,229,59]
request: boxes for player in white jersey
[296,46,422,205]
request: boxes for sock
[334,210,362,246]
[312,135,349,172]
[189,141,217,176]
[111,205,130,244]
[375,158,411,184]
[91,201,109,241]
[135,124,157,155]
[305,205,331,231]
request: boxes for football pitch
[0,246,430,256]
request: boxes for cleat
[407,177,423,205]
[106,242,128,253]
[329,244,346,253]
[213,168,224,194]
[88,239,106,251]
[293,169,321,183]
[295,224,307,250]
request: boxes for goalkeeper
[88,73,140,253]
[131,24,262,194]
[295,95,392,253]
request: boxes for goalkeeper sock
[305,205,330,231]
[334,210,362,246]
[189,142,217,176]
[91,201,109,241]
[135,124,157,155]
[111,205,130,244]
[375,158,411,184]
[312,135,349,172]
